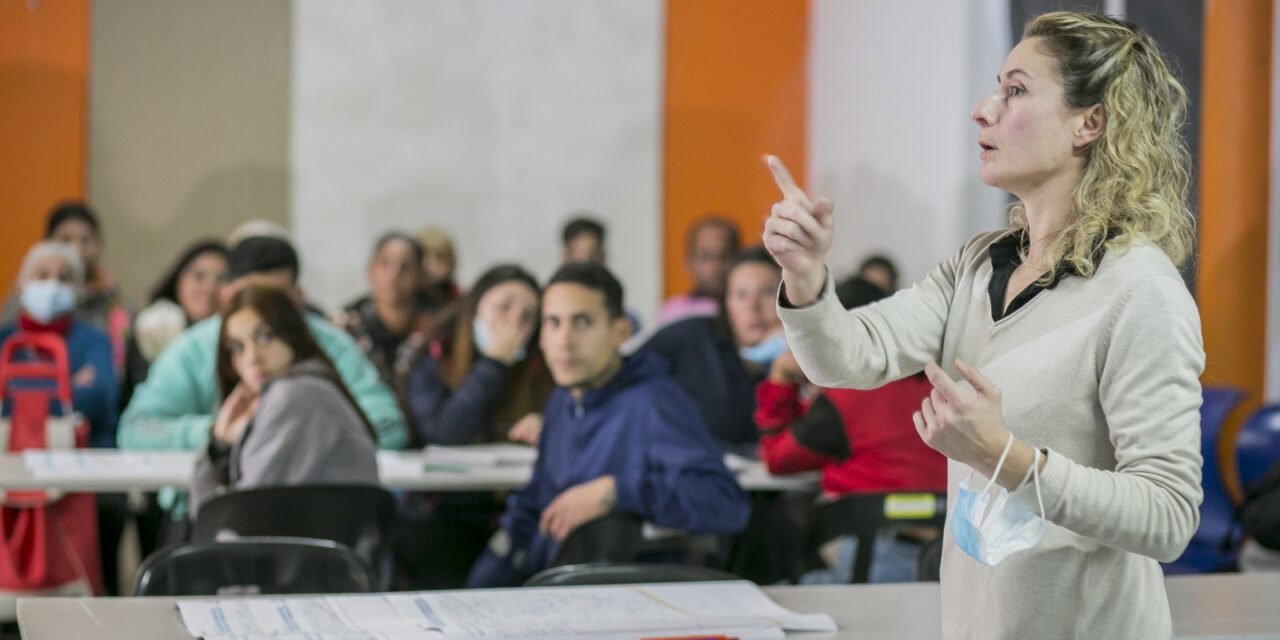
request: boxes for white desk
[0,449,818,493]
[16,574,1280,639]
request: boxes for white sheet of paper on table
[21,450,196,479]
[421,443,537,467]
[176,581,835,639]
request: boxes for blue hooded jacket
[469,350,750,586]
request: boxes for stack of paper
[22,450,196,479]
[422,443,538,468]
[177,581,836,639]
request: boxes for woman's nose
[972,93,999,127]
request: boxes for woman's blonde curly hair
[1014,11,1195,279]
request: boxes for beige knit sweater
[778,229,1204,639]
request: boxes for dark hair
[421,264,551,439]
[227,237,300,282]
[150,239,229,307]
[217,285,376,441]
[686,215,741,256]
[546,261,624,319]
[45,201,101,239]
[370,231,425,266]
[857,254,899,290]
[561,216,606,246]
[716,246,781,340]
[835,276,890,311]
[431,264,541,388]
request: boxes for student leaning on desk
[466,262,751,587]
[763,11,1203,639]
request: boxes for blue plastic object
[1164,386,1245,574]
[1237,405,1280,492]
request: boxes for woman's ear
[1074,104,1106,148]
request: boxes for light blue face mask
[951,434,1045,567]
[739,332,788,366]
[21,279,77,324]
[472,317,526,363]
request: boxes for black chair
[133,537,375,596]
[192,485,395,585]
[526,563,742,587]
[808,492,946,583]
[551,512,718,568]
[916,537,943,582]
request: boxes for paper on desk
[422,443,537,467]
[22,450,195,479]
[177,581,835,639]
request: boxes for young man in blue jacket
[466,262,750,587]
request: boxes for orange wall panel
[1199,0,1272,500]
[0,0,89,295]
[662,0,807,299]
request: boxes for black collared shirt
[987,230,1107,322]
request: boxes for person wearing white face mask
[763,11,1203,640]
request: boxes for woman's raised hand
[212,383,259,446]
[762,154,835,306]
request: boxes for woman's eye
[256,332,274,346]
[1007,85,1025,98]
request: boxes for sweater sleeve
[1011,275,1204,562]
[406,354,511,445]
[72,330,119,448]
[612,383,750,535]
[755,381,842,475]
[310,316,408,450]
[776,240,974,390]
[117,327,217,451]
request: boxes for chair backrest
[552,512,646,566]
[1237,405,1280,491]
[191,485,394,583]
[525,563,741,587]
[810,492,946,584]
[1195,386,1247,547]
[133,537,374,596]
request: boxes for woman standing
[764,12,1202,638]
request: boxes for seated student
[2,203,133,373]
[418,227,462,305]
[755,276,946,583]
[189,285,379,518]
[122,240,229,408]
[640,247,784,452]
[855,254,899,294]
[656,215,740,325]
[340,232,438,395]
[119,236,407,454]
[560,216,607,265]
[465,262,750,588]
[405,264,553,446]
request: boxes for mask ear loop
[1030,448,1046,520]
[980,433,1016,495]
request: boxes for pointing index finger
[764,154,814,210]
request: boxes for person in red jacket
[755,276,946,583]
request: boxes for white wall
[290,0,664,322]
[807,0,1010,286]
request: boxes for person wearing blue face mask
[1,241,118,450]
[398,264,555,589]
[640,247,784,452]
[404,264,553,447]
[1,241,120,595]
